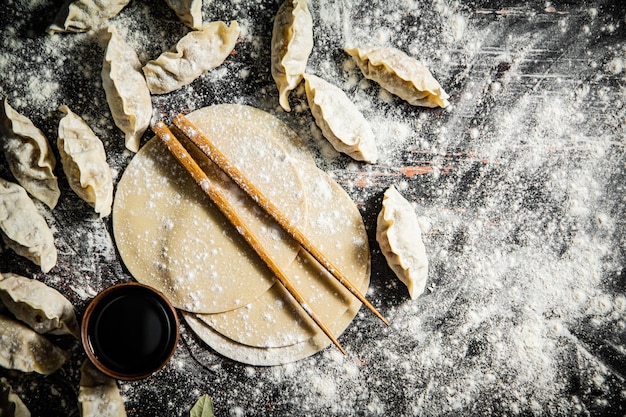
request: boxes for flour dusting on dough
[0,0,624,416]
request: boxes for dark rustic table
[1,0,625,415]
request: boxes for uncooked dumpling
[78,360,127,417]
[345,46,450,108]
[271,0,313,111]
[376,185,428,299]
[0,98,60,209]
[304,73,378,163]
[101,25,152,153]
[47,0,131,34]
[164,0,203,29]
[142,21,240,94]
[57,105,113,217]
[0,179,57,273]
[0,272,79,338]
[0,377,30,417]
[0,314,69,375]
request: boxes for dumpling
[345,46,450,108]
[0,314,69,375]
[101,26,152,153]
[271,0,313,111]
[0,98,60,209]
[304,73,378,163]
[1,377,31,417]
[57,106,113,217]
[0,179,57,273]
[47,0,132,34]
[0,272,80,338]
[164,0,203,30]
[376,185,428,299]
[78,360,127,417]
[142,21,240,95]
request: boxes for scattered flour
[0,0,624,416]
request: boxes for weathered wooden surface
[0,0,624,415]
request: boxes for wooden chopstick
[152,121,347,355]
[172,114,390,327]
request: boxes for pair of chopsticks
[152,114,389,354]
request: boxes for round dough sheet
[182,263,369,366]
[195,162,370,348]
[113,105,309,313]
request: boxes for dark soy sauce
[87,286,176,376]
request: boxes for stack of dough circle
[113,104,370,365]
[113,105,307,312]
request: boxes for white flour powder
[0,0,624,416]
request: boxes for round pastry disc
[113,105,309,313]
[195,163,370,348]
[182,264,368,366]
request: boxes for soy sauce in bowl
[82,282,179,380]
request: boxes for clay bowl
[81,282,180,380]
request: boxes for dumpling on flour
[142,21,240,95]
[0,98,60,209]
[0,314,69,375]
[78,360,127,417]
[0,272,80,338]
[376,185,428,299]
[101,25,152,153]
[271,0,313,111]
[57,106,113,217]
[345,46,450,108]
[304,74,378,163]
[47,0,131,34]
[0,178,57,273]
[1,377,31,416]
[164,0,203,30]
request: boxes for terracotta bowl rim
[81,281,180,381]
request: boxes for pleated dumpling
[57,106,113,218]
[0,314,69,375]
[0,272,80,338]
[47,0,131,34]
[0,178,57,273]
[101,25,152,153]
[304,74,378,163]
[271,0,313,111]
[0,98,60,209]
[1,377,31,416]
[345,46,450,108]
[78,360,128,417]
[143,21,240,95]
[164,0,203,30]
[376,185,428,299]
